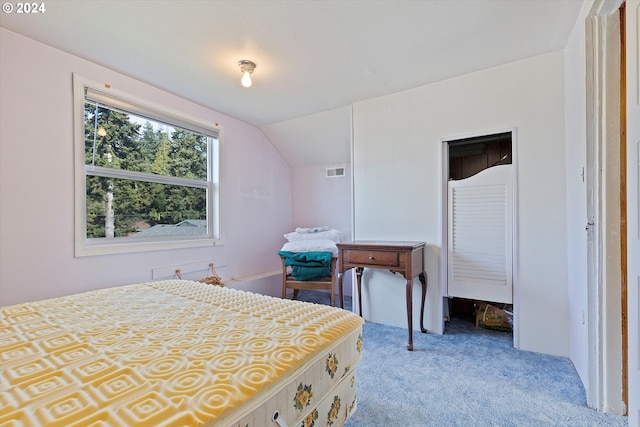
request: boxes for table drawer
[347,250,399,267]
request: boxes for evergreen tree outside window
[73,75,220,256]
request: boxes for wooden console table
[337,241,427,351]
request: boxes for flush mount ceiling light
[238,60,256,88]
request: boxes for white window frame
[73,74,222,256]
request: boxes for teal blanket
[278,251,333,281]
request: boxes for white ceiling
[0,0,583,167]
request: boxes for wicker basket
[176,263,223,286]
[199,263,223,286]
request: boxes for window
[73,75,221,256]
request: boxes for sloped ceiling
[0,1,583,167]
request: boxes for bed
[0,280,364,426]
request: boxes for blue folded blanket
[278,251,333,281]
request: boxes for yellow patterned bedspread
[0,280,364,426]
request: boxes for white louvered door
[448,164,513,304]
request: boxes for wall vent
[326,167,345,178]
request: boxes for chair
[280,255,342,308]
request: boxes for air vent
[326,167,345,178]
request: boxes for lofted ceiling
[0,0,583,167]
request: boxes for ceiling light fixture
[238,60,256,88]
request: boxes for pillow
[284,229,341,243]
[280,239,338,255]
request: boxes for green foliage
[84,102,209,238]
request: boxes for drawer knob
[369,256,375,260]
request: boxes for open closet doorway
[441,130,517,346]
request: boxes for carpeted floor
[292,290,628,427]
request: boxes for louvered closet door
[448,164,513,304]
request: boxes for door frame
[624,2,639,423]
[439,127,519,348]
[585,0,626,413]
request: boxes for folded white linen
[284,229,341,243]
[295,226,329,233]
[280,239,338,255]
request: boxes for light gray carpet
[292,290,628,427]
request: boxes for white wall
[353,51,570,356]
[292,164,352,235]
[0,29,292,306]
[291,163,353,297]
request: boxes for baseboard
[226,270,282,297]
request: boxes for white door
[447,164,513,304]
